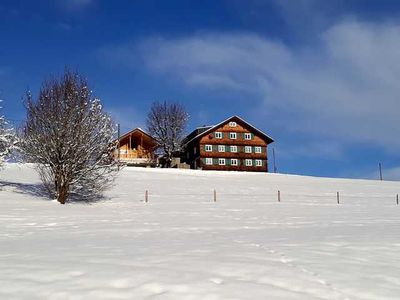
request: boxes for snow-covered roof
[183,115,274,146]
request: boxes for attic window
[229,121,237,127]
[215,132,223,139]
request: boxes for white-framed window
[245,159,253,166]
[244,133,252,140]
[219,158,226,165]
[215,132,223,139]
[255,159,262,166]
[205,144,212,152]
[230,145,238,153]
[218,145,225,152]
[205,158,213,165]
[245,146,252,153]
[231,158,238,166]
[229,132,237,139]
[255,146,262,153]
[229,121,237,127]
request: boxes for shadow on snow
[0,180,50,199]
[0,180,108,204]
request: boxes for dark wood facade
[182,116,274,172]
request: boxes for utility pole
[273,148,277,173]
[117,123,121,169]
[379,162,383,181]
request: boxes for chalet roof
[118,127,157,143]
[183,115,274,146]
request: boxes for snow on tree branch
[0,101,17,167]
[20,70,120,204]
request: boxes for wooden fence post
[214,189,217,202]
[278,190,281,202]
[337,192,340,204]
[397,194,399,205]
[145,190,148,203]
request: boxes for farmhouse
[114,128,157,166]
[182,116,274,172]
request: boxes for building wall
[114,135,155,164]
[115,141,153,161]
[182,140,200,169]
[197,120,269,172]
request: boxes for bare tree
[146,101,189,167]
[0,101,16,167]
[21,70,119,204]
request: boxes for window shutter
[226,158,231,166]
[226,145,230,153]
[251,133,254,139]
[213,158,218,165]
[210,132,214,138]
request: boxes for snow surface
[1,163,400,299]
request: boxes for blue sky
[1,0,400,179]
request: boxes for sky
[1,0,400,180]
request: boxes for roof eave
[183,115,274,146]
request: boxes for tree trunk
[57,189,67,204]
[57,183,69,204]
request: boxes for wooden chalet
[182,116,274,172]
[115,128,157,166]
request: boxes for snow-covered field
[1,163,400,300]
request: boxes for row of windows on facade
[202,145,263,153]
[212,131,254,140]
[204,158,263,167]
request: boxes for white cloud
[134,20,400,153]
[279,140,345,160]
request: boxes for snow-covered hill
[1,163,400,299]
